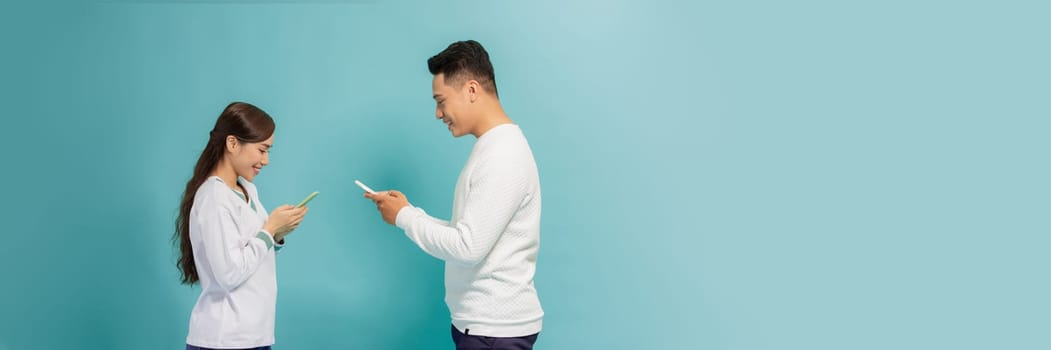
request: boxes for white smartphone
[354,179,377,194]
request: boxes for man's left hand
[365,190,410,225]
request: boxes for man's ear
[466,80,480,103]
[226,135,239,152]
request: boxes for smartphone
[354,180,377,194]
[296,191,320,208]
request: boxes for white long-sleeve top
[395,124,544,337]
[187,176,282,348]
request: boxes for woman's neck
[211,160,240,191]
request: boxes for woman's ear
[226,135,239,153]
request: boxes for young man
[365,40,544,350]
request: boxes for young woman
[174,102,308,350]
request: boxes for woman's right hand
[264,205,308,241]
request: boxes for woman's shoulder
[193,177,235,208]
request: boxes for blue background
[0,0,1047,349]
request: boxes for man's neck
[471,104,513,138]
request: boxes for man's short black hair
[428,40,498,97]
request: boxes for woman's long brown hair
[174,102,275,285]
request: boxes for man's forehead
[432,75,449,92]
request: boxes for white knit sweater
[396,123,544,337]
[187,176,282,348]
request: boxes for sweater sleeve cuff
[395,205,417,230]
[256,230,275,250]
